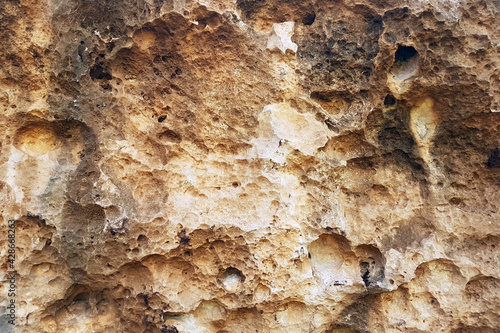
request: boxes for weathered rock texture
[1,0,500,332]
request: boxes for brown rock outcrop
[0,0,499,332]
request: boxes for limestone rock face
[0,0,499,332]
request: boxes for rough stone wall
[0,0,499,332]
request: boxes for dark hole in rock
[142,294,149,307]
[390,45,418,80]
[325,119,339,132]
[161,325,179,333]
[360,261,371,286]
[73,292,90,303]
[107,42,115,52]
[90,64,112,81]
[178,229,190,244]
[384,94,396,106]
[310,91,330,102]
[302,13,316,25]
[395,45,418,63]
[486,148,500,168]
[222,267,244,280]
[356,245,385,287]
[158,115,167,123]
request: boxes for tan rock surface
[0,0,499,332]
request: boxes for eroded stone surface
[0,0,499,332]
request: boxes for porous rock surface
[0,0,499,332]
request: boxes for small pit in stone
[178,229,190,244]
[54,288,92,326]
[395,45,418,63]
[137,234,148,246]
[486,148,500,168]
[90,64,112,81]
[355,245,385,287]
[161,325,179,333]
[360,261,374,286]
[390,45,419,81]
[302,13,316,25]
[219,267,245,293]
[384,94,396,107]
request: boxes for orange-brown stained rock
[13,122,61,156]
[1,0,499,332]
